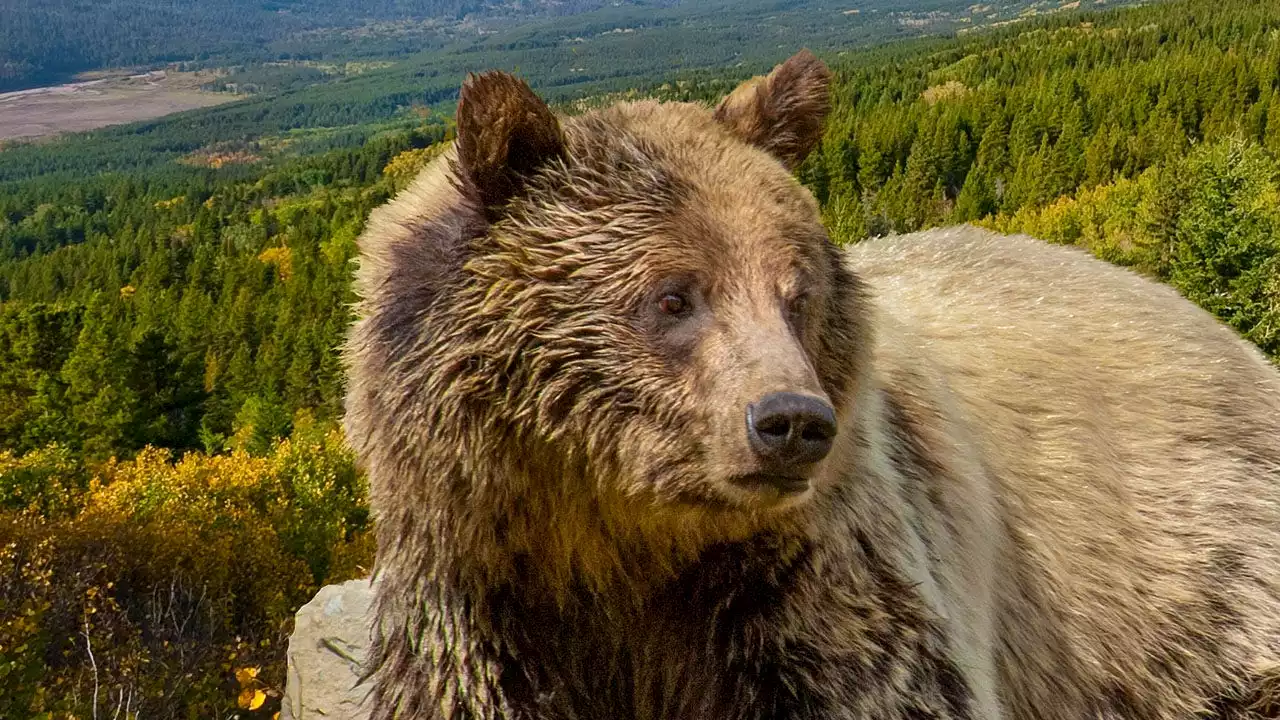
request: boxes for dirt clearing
[0,70,238,142]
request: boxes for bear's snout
[745,391,837,471]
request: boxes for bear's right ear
[454,71,567,216]
[713,49,832,170]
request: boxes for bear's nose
[745,392,837,467]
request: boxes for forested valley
[0,0,1028,93]
[0,0,668,92]
[3,0,1280,715]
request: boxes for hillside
[0,0,1081,94]
[0,0,1129,150]
[0,0,674,92]
[3,0,1280,716]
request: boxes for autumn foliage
[0,420,372,719]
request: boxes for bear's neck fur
[376,416,826,609]
[358,359,967,720]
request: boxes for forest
[0,0,671,92]
[0,0,1026,181]
[2,0,1280,715]
[0,0,1020,93]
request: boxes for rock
[281,578,375,720]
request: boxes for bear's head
[346,50,869,573]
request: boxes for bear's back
[845,225,1280,719]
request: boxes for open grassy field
[0,69,235,142]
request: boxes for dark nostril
[754,414,791,439]
[800,423,831,442]
[746,392,837,467]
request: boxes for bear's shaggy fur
[343,50,1280,719]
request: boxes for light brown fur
[850,228,1280,718]
[343,50,1280,719]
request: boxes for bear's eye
[788,292,810,320]
[785,291,813,334]
[658,293,689,316]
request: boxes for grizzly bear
[343,49,1280,719]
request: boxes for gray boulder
[281,578,375,720]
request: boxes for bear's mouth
[728,472,811,496]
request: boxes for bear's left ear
[713,49,832,170]
[454,71,567,215]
